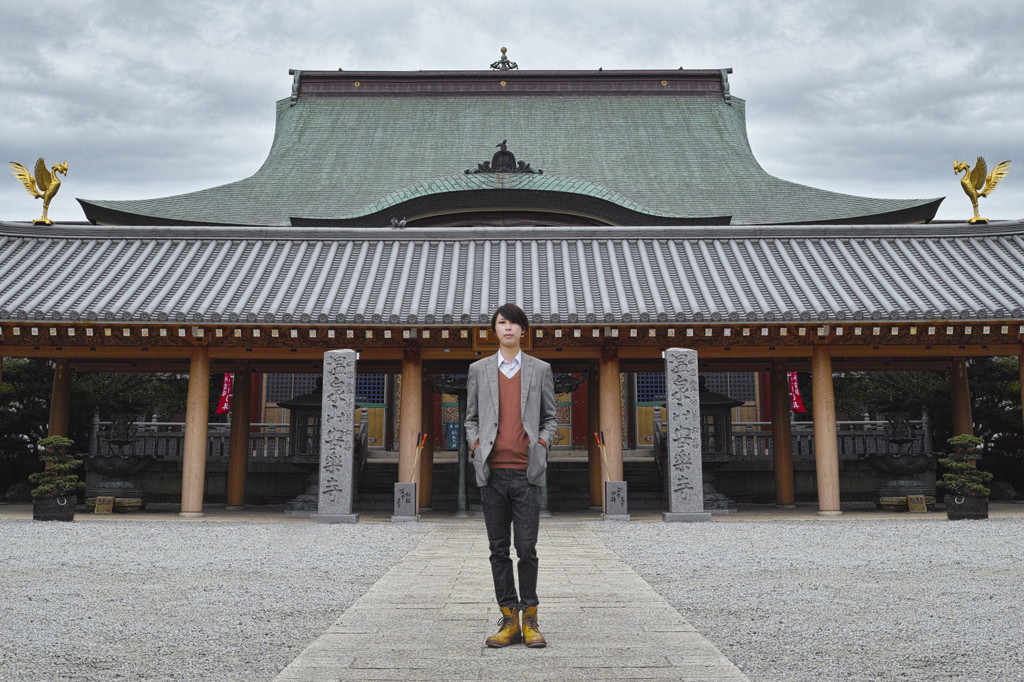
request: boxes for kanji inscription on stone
[316,349,359,524]
[663,348,712,522]
[392,482,418,522]
[604,480,630,521]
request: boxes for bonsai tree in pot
[28,435,84,522]
[937,434,993,521]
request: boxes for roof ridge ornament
[465,140,542,175]
[490,47,518,71]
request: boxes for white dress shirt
[497,348,522,378]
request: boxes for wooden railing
[651,410,931,463]
[92,421,292,462]
[728,418,931,461]
[91,410,370,464]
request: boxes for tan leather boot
[485,606,522,648]
[521,606,547,648]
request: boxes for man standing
[465,303,558,648]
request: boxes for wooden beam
[226,364,252,509]
[180,348,211,517]
[398,347,422,484]
[770,361,795,507]
[1020,346,1024,441]
[587,362,602,508]
[811,346,841,515]
[418,370,434,510]
[598,347,623,483]
[48,359,71,438]
[951,357,974,436]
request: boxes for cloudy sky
[2,0,1021,223]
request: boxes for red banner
[787,371,806,413]
[215,373,234,414]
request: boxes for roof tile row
[1,223,1023,325]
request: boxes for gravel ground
[0,519,430,682]
[592,518,1024,682]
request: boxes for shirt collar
[497,349,522,367]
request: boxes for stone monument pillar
[315,349,359,524]
[663,348,711,522]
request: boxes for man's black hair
[491,303,530,334]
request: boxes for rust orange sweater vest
[489,369,529,470]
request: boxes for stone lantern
[277,379,323,512]
[698,376,744,458]
[699,377,744,513]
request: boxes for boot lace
[523,615,538,629]
[496,615,515,630]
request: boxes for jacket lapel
[520,353,533,419]
[487,358,500,418]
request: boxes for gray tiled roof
[2,221,1022,325]
[79,91,941,226]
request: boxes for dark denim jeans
[480,468,541,610]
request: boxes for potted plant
[937,434,993,521]
[28,436,84,522]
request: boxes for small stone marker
[907,494,928,513]
[392,482,418,522]
[94,496,115,514]
[603,480,630,521]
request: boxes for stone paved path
[275,521,748,681]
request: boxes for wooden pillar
[225,364,252,509]
[599,346,623,482]
[47,359,72,438]
[758,370,772,422]
[587,363,602,507]
[951,357,974,436]
[398,347,422,484]
[418,370,434,510]
[180,347,211,517]
[1020,349,1024,438]
[625,372,637,450]
[770,361,795,508]
[811,346,841,515]
[384,375,396,451]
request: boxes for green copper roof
[345,173,674,219]
[79,71,942,226]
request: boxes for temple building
[2,56,1020,517]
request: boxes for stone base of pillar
[776,504,797,509]
[178,512,204,519]
[315,513,360,524]
[817,510,843,517]
[663,512,712,522]
[602,513,630,521]
[390,515,420,523]
[224,505,245,511]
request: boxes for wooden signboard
[94,496,115,514]
[906,495,928,513]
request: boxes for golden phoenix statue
[9,158,68,225]
[954,156,1011,224]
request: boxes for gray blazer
[464,352,558,487]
